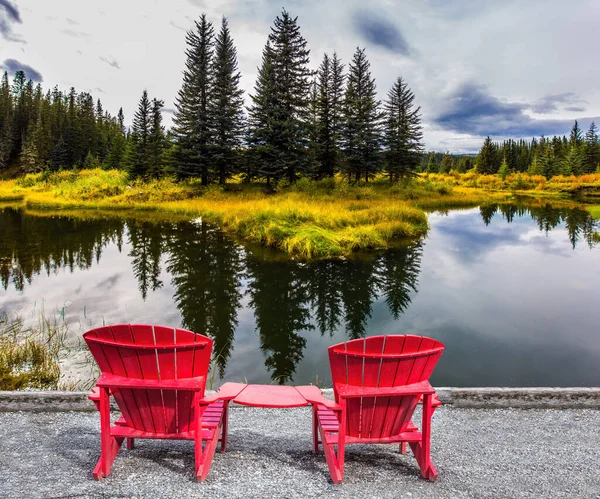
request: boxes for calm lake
[1,202,599,387]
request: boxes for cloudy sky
[1,0,599,152]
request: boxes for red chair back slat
[84,324,213,435]
[328,335,444,440]
[130,324,167,434]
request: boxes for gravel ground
[0,407,599,498]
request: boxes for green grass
[586,205,600,220]
[0,311,67,390]
[1,168,592,259]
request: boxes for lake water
[1,203,599,387]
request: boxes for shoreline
[2,387,599,412]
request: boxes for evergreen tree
[583,122,600,174]
[247,42,277,184]
[128,89,152,178]
[106,108,127,169]
[569,120,584,148]
[267,9,312,183]
[172,14,215,183]
[0,71,13,171]
[498,155,510,180]
[383,76,423,181]
[210,17,245,184]
[148,98,165,178]
[477,136,498,174]
[312,52,345,179]
[342,47,381,182]
[438,153,453,174]
[426,152,437,173]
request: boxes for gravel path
[0,407,599,498]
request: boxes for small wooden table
[203,382,330,409]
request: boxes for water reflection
[0,203,598,385]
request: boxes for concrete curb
[1,387,599,412]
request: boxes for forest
[4,9,595,185]
[0,11,423,185]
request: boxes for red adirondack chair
[312,335,444,484]
[84,324,227,481]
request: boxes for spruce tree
[210,17,245,184]
[247,42,277,184]
[148,98,165,178]
[128,89,152,178]
[569,120,584,148]
[438,153,453,174]
[383,76,423,182]
[342,47,381,182]
[583,122,600,174]
[0,71,13,171]
[313,52,345,178]
[477,136,498,174]
[267,9,311,182]
[426,153,437,173]
[172,14,215,183]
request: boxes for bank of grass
[0,311,67,390]
[425,171,600,197]
[586,205,600,220]
[1,168,592,258]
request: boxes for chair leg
[127,438,135,450]
[195,393,221,482]
[399,442,407,454]
[220,402,229,453]
[93,387,124,480]
[312,406,319,453]
[417,394,437,481]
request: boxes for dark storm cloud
[0,0,23,42]
[434,82,599,137]
[0,59,43,82]
[99,56,121,69]
[531,93,585,114]
[352,9,411,54]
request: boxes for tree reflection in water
[1,202,597,383]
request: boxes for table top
[212,382,325,409]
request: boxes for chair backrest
[84,324,213,435]
[328,335,444,440]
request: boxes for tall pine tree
[210,17,245,184]
[341,47,381,182]
[247,42,277,184]
[267,9,311,183]
[128,89,152,178]
[172,14,215,183]
[583,122,600,174]
[383,76,423,182]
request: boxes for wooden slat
[328,345,347,401]
[175,328,194,434]
[345,339,365,438]
[110,324,154,434]
[389,336,425,436]
[360,336,384,438]
[154,325,178,434]
[93,326,138,430]
[130,324,167,434]
[374,336,405,438]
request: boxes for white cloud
[2,0,599,152]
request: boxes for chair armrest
[199,382,248,404]
[96,373,206,391]
[336,380,436,399]
[294,385,342,411]
[88,387,100,401]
